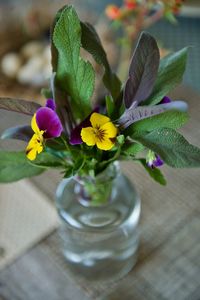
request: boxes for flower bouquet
[0,5,200,280]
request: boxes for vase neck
[74,162,120,207]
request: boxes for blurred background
[0,0,199,105]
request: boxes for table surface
[0,85,200,300]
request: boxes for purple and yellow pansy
[26,99,63,160]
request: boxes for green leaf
[45,137,67,151]
[145,48,188,105]
[139,158,167,185]
[63,156,85,178]
[117,135,125,145]
[135,128,200,168]
[125,111,189,136]
[53,6,95,118]
[41,88,52,99]
[1,125,33,142]
[64,167,73,178]
[105,95,115,117]
[0,151,44,183]
[164,11,178,24]
[122,142,144,156]
[80,21,121,100]
[29,152,65,168]
[72,157,85,175]
[0,98,41,115]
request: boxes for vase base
[62,248,138,282]
[63,241,137,281]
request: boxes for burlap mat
[0,179,59,270]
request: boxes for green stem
[99,146,121,169]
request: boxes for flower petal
[69,125,83,145]
[46,99,56,111]
[36,107,63,138]
[70,107,100,145]
[31,114,40,134]
[26,147,37,161]
[90,113,110,128]
[96,138,115,151]
[81,127,96,146]
[101,122,118,138]
[160,96,171,104]
[26,134,43,160]
[153,155,164,168]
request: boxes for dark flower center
[94,126,106,142]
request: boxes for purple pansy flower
[70,107,100,145]
[160,96,171,104]
[45,98,56,111]
[146,150,164,168]
[36,107,63,138]
[148,155,164,168]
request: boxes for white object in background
[1,53,22,78]
[0,179,59,270]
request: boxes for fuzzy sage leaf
[145,48,188,105]
[121,142,144,157]
[139,158,167,186]
[1,125,33,142]
[53,6,95,118]
[0,151,44,183]
[119,105,165,129]
[30,152,65,168]
[125,110,189,137]
[0,98,41,115]
[81,21,121,101]
[124,32,160,109]
[119,101,188,129]
[135,128,200,168]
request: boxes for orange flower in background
[124,0,137,10]
[172,0,184,14]
[105,5,121,20]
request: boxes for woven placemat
[0,179,59,270]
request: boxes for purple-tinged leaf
[0,98,41,115]
[124,32,160,109]
[118,106,165,129]
[1,125,33,142]
[118,100,188,129]
[159,100,188,112]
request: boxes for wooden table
[0,85,200,300]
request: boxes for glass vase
[55,162,141,281]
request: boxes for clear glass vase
[55,162,141,281]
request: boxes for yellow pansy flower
[26,114,44,161]
[81,113,118,151]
